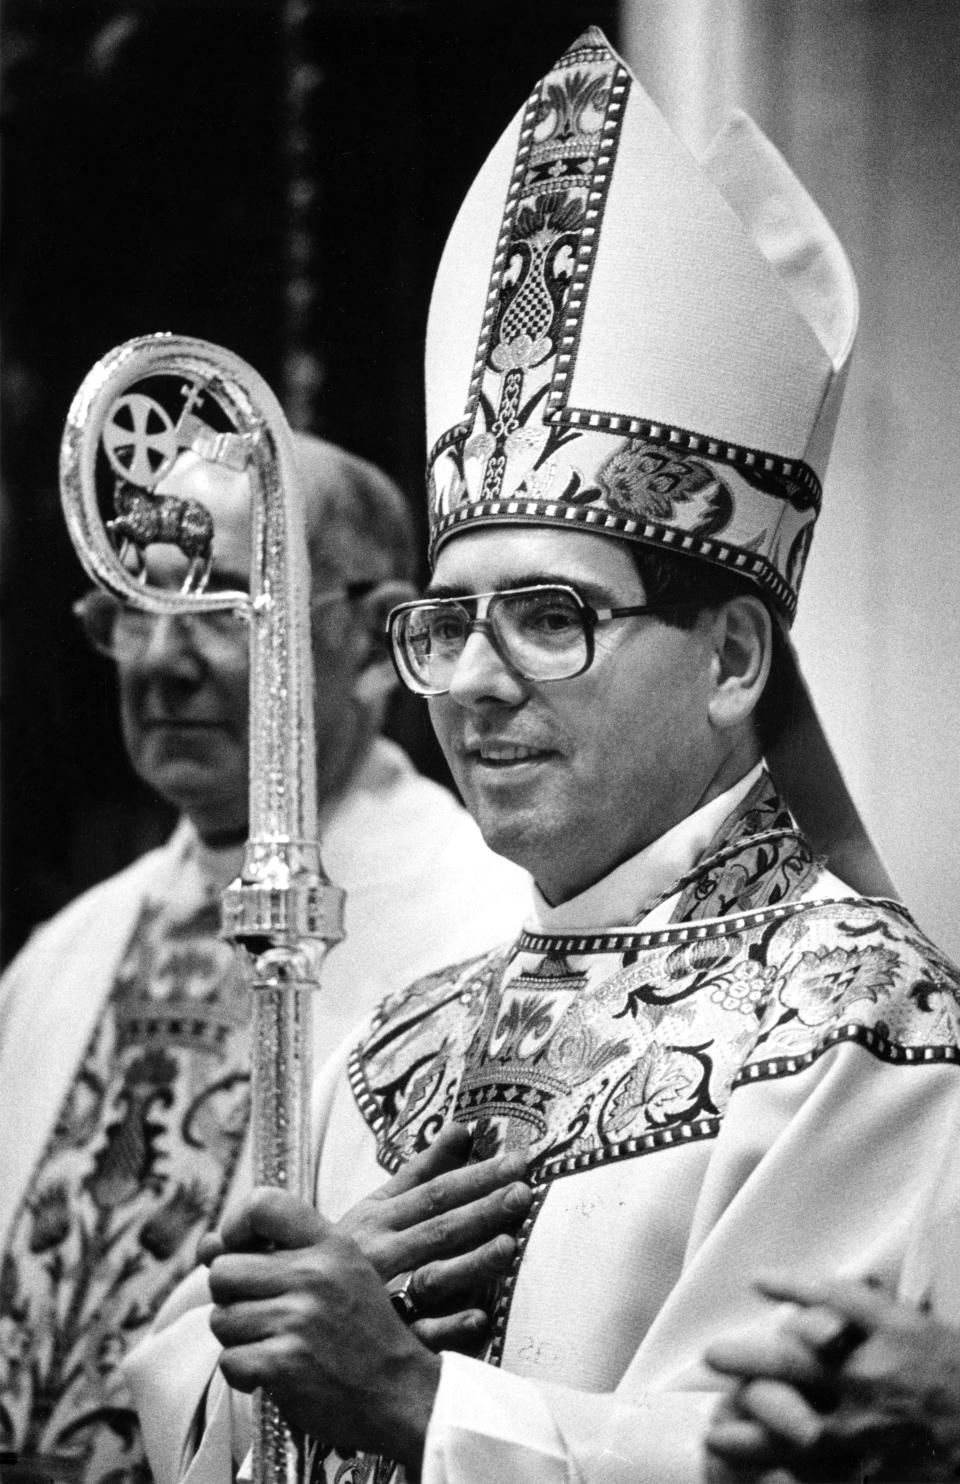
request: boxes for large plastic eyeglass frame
[387,583,695,697]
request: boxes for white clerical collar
[528,762,765,933]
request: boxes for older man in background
[0,432,528,1481]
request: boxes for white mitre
[423,25,894,898]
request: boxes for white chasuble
[130,772,960,1484]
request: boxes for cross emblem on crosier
[102,393,179,487]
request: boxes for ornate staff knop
[59,332,345,1484]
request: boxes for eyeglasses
[73,589,244,663]
[387,583,694,697]
[74,580,381,663]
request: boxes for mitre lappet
[424,24,895,898]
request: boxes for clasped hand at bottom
[704,1274,960,1483]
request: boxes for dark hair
[629,544,796,752]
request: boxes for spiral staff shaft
[59,333,345,1484]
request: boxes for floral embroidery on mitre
[27,1182,72,1253]
[533,61,611,152]
[421,28,830,620]
[429,419,818,621]
[464,430,497,463]
[490,194,586,373]
[595,440,735,535]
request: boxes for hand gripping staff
[59,333,345,1484]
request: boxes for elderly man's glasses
[387,583,692,697]
[74,581,378,663]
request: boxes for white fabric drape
[620,0,960,960]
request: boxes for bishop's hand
[206,1199,439,1471]
[199,1124,533,1464]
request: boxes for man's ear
[353,658,398,709]
[706,595,772,731]
[351,579,417,708]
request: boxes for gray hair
[292,432,416,587]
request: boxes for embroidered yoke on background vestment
[0,739,528,1483]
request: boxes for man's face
[116,449,374,842]
[427,527,725,903]
[116,455,253,842]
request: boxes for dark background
[0,0,618,965]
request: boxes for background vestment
[0,739,528,1474]
[130,773,960,1484]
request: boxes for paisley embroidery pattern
[1,893,251,1481]
[670,771,819,919]
[300,1438,398,1484]
[353,893,960,1188]
[350,776,960,1186]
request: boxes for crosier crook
[59,332,346,1484]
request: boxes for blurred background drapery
[2,0,959,965]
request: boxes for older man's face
[427,526,723,904]
[115,455,252,841]
[115,452,368,842]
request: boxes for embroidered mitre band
[425,26,858,622]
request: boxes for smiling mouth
[470,744,552,767]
